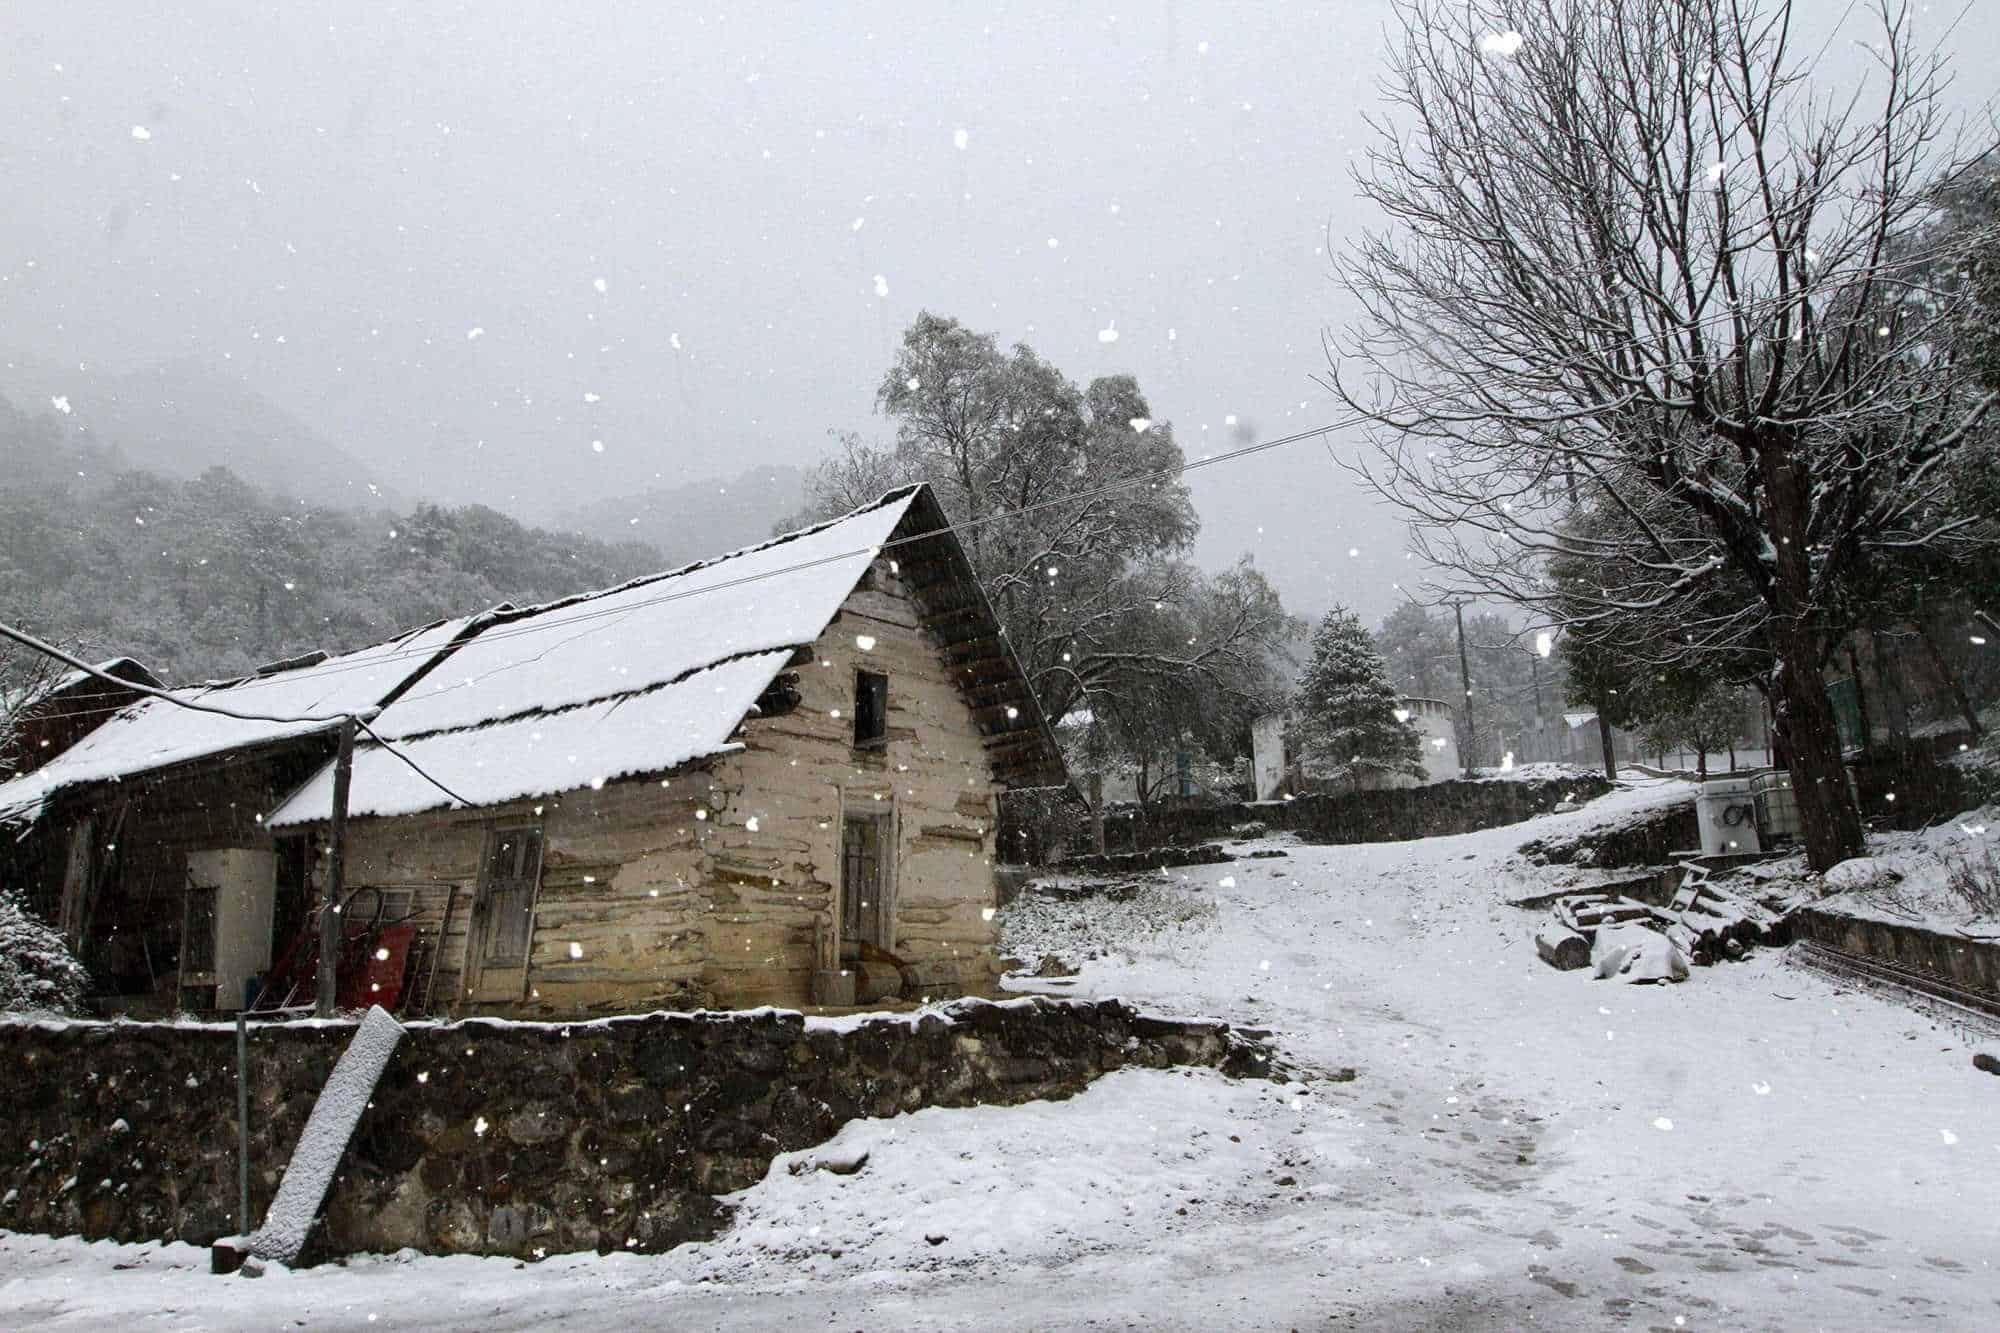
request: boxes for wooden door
[469,825,543,1003]
[840,814,891,952]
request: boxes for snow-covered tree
[786,314,1306,731]
[1331,0,1997,870]
[1293,609,1424,782]
[0,891,88,1016]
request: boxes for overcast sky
[3,1,1994,627]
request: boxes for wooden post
[317,716,357,1018]
[235,1010,251,1233]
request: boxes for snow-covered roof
[0,619,476,829]
[38,657,162,703]
[269,652,791,826]
[1563,711,1598,730]
[269,489,927,826]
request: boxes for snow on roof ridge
[175,613,476,694]
[376,640,812,747]
[470,483,925,633]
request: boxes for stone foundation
[0,997,1265,1261]
[1517,797,1699,869]
[1794,908,2000,997]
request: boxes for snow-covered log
[1535,922,1590,970]
[215,1005,405,1272]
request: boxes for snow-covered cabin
[0,485,1061,1019]
[263,484,1062,1015]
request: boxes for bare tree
[1330,0,1996,869]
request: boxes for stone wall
[1793,908,2000,997]
[0,997,1263,1262]
[1516,798,1700,869]
[1088,776,1616,853]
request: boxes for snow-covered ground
[4,777,1997,1330]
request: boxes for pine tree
[1292,608,1424,779]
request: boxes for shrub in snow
[0,891,89,1015]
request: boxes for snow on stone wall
[0,999,1265,1261]
[1096,775,1616,853]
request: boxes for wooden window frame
[853,669,889,749]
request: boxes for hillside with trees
[0,395,667,692]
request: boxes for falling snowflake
[873,274,889,297]
[1129,417,1152,433]
[1652,1117,1674,1131]
[1098,320,1119,343]
[50,395,71,415]
[953,127,969,150]
[593,276,608,293]
[466,327,485,340]
[855,634,877,651]
[130,125,152,141]
[1479,30,1523,57]
[591,440,605,453]
[670,332,683,350]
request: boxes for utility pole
[317,716,357,1018]
[1453,602,1476,777]
[1528,652,1543,763]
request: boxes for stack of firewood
[1535,870,1782,972]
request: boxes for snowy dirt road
[3,779,1996,1330]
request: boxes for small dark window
[755,672,801,718]
[854,670,888,747]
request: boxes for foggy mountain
[552,464,809,568]
[1,355,397,511]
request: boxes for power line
[0,620,363,728]
[350,714,474,810]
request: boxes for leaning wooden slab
[213,1005,405,1274]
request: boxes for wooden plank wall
[704,561,1005,1006]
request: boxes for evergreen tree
[1293,608,1424,779]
